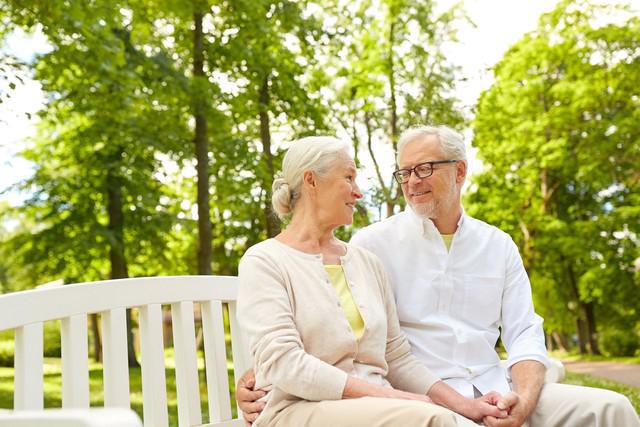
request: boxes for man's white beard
[410,200,437,219]
[408,177,458,220]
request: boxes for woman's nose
[353,182,363,199]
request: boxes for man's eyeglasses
[393,160,458,184]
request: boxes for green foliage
[564,371,640,413]
[319,0,467,216]
[0,334,12,367]
[1,0,473,286]
[468,0,640,353]
[598,329,640,357]
[0,322,60,367]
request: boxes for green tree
[2,0,192,364]
[325,0,466,217]
[212,0,328,238]
[469,0,640,354]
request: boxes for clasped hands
[236,369,528,427]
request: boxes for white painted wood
[0,408,142,427]
[171,301,202,427]
[138,304,169,427]
[101,308,130,408]
[201,301,232,422]
[0,276,244,427]
[0,276,238,331]
[35,279,64,289]
[227,301,250,416]
[14,323,44,410]
[61,314,90,408]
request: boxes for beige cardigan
[237,239,440,426]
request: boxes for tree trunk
[193,11,212,275]
[364,112,395,218]
[584,301,601,355]
[259,76,281,237]
[551,330,569,352]
[106,166,138,368]
[387,20,398,155]
[545,332,554,351]
[386,19,399,219]
[90,314,101,362]
[576,316,588,354]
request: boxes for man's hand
[236,368,266,426]
[483,391,529,427]
[483,360,545,427]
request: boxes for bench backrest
[0,276,249,427]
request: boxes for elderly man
[238,125,639,426]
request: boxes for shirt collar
[404,204,466,237]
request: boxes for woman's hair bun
[272,177,292,216]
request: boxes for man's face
[398,135,462,219]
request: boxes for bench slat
[61,314,90,408]
[227,301,250,416]
[138,304,169,427]
[171,301,202,427]
[0,277,237,331]
[0,276,244,426]
[201,301,232,422]
[14,323,44,410]
[101,308,130,408]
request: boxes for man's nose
[407,169,424,185]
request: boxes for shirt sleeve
[501,238,550,370]
[372,256,441,394]
[350,228,372,250]
[237,253,348,401]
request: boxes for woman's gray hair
[272,136,351,220]
[396,125,467,164]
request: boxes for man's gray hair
[396,125,467,165]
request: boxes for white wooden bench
[0,276,249,427]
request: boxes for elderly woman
[237,136,507,427]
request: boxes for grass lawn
[1,355,638,424]
[549,350,640,413]
[0,354,238,427]
[563,371,640,413]
[550,350,640,365]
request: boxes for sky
[0,0,582,209]
[0,28,50,206]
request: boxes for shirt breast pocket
[395,272,440,323]
[463,275,504,328]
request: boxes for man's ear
[456,160,467,184]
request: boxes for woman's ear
[302,170,316,189]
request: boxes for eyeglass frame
[392,160,458,184]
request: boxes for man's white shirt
[351,206,550,398]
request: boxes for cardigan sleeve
[237,252,348,401]
[372,255,441,394]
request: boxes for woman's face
[314,155,363,227]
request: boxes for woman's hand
[427,381,509,422]
[387,388,434,404]
[342,376,432,403]
[461,391,511,422]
